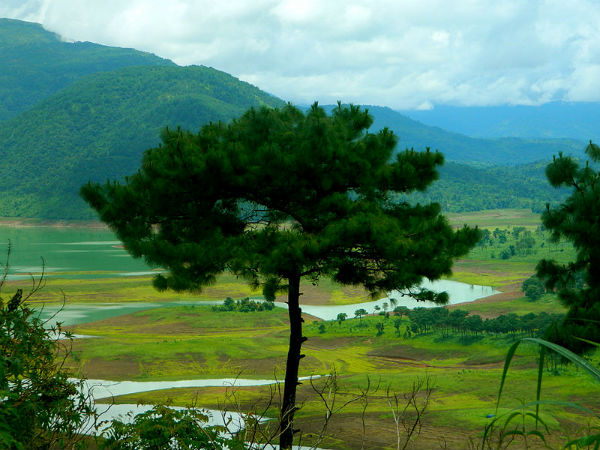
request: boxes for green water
[0,225,152,279]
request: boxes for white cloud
[2,0,600,108]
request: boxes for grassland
[69,304,595,449]
[23,209,596,449]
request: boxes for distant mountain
[399,102,600,141]
[0,18,586,220]
[0,18,173,122]
[318,105,586,165]
[0,65,285,219]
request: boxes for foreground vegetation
[4,209,595,449]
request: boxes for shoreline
[0,217,108,230]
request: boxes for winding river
[36,279,498,326]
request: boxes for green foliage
[397,160,572,214]
[0,65,284,219]
[81,102,479,449]
[354,308,368,321]
[212,297,274,312]
[522,275,545,301]
[100,404,242,450]
[0,288,97,449]
[81,103,478,298]
[0,18,173,123]
[405,307,561,337]
[536,142,600,354]
[484,337,600,450]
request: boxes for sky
[2,0,600,109]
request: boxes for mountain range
[400,103,600,141]
[0,18,591,219]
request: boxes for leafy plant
[0,256,97,449]
[521,275,545,301]
[481,337,600,449]
[537,141,600,353]
[100,404,243,450]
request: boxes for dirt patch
[367,344,464,361]
[79,356,141,379]
[304,336,357,350]
[294,412,477,450]
[213,355,289,376]
[173,352,206,363]
[74,312,209,336]
[275,282,374,306]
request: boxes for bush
[212,297,274,312]
[0,287,97,449]
[100,404,242,450]
[522,275,545,301]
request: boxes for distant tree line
[478,226,540,259]
[212,297,274,313]
[403,307,562,338]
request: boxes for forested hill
[403,160,570,213]
[362,105,585,165]
[0,65,285,219]
[0,18,173,122]
[0,18,585,219]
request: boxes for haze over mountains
[0,18,593,219]
[400,103,600,141]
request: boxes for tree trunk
[279,272,304,450]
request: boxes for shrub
[0,287,97,449]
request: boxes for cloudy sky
[2,0,600,109]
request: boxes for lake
[0,224,499,324]
[0,224,152,279]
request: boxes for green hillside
[0,65,285,219]
[0,18,173,122]
[402,160,570,213]
[0,18,584,220]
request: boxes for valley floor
[6,209,596,449]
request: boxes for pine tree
[537,141,600,353]
[81,103,479,449]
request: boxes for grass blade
[535,345,545,428]
[522,338,600,383]
[496,340,521,411]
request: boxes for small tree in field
[81,103,479,449]
[521,275,544,301]
[355,308,367,321]
[536,141,600,353]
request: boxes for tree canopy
[536,141,600,353]
[81,102,479,448]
